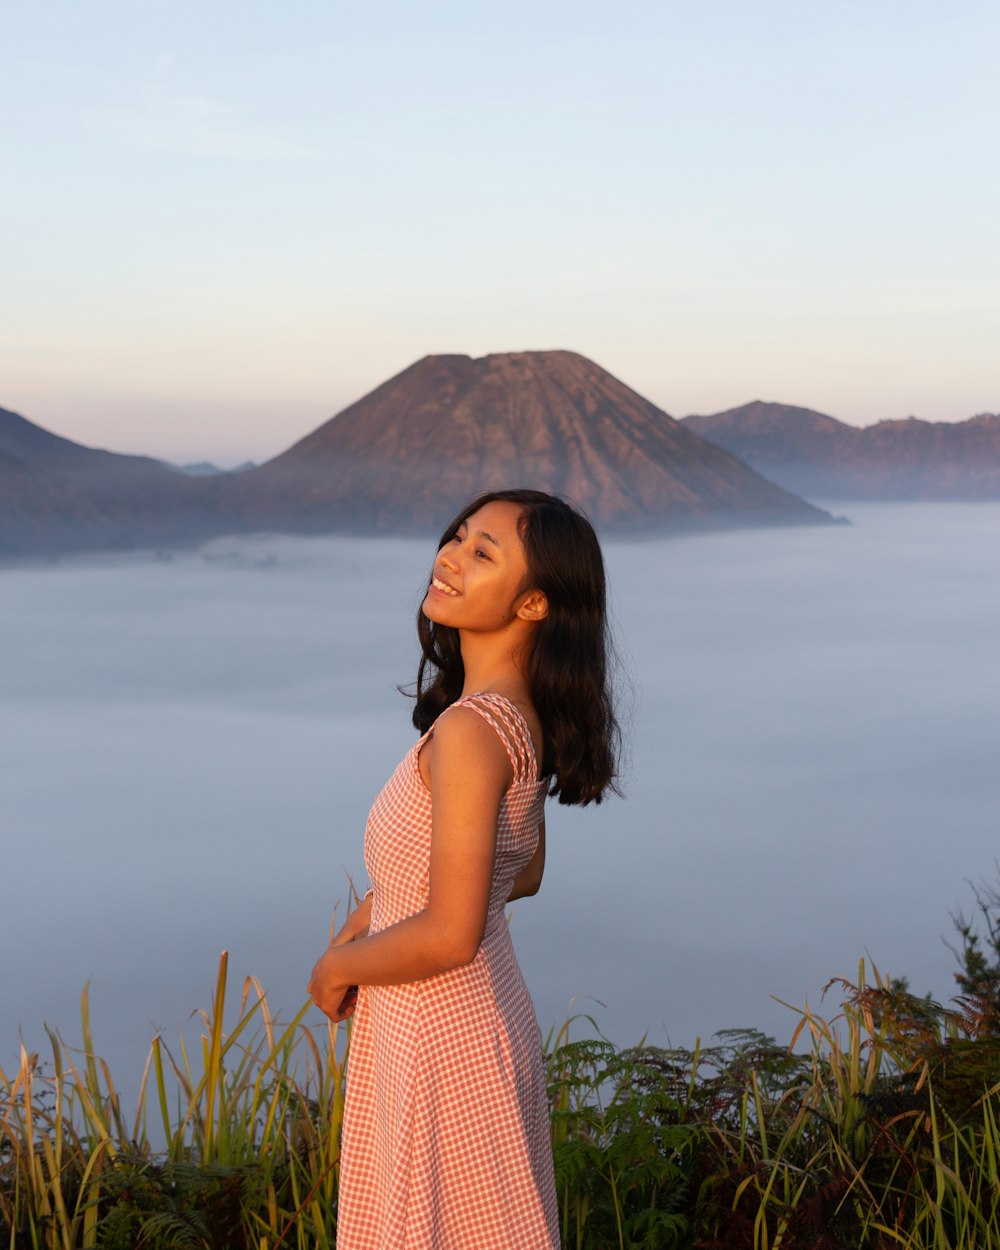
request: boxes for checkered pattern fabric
[336,693,559,1249]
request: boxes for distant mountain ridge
[0,406,217,556]
[219,351,831,533]
[683,402,1000,500]
[175,461,257,476]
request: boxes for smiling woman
[423,500,546,635]
[307,488,621,1249]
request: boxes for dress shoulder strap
[452,693,538,784]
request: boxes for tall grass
[3,957,999,1249]
[1,952,349,1250]
[689,962,1000,1249]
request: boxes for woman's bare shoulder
[425,702,516,785]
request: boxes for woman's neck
[458,629,531,701]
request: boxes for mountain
[222,352,833,533]
[1,356,838,559]
[0,406,218,556]
[683,402,1000,500]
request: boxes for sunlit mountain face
[220,351,832,534]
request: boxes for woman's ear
[516,590,549,622]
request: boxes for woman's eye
[475,548,490,560]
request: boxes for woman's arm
[307,706,513,1020]
[507,819,545,901]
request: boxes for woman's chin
[421,593,450,624]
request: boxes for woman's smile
[430,575,460,597]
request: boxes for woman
[308,488,620,1250]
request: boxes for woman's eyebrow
[475,529,501,549]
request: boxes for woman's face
[421,500,537,634]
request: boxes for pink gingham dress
[336,692,559,1249]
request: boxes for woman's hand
[331,891,372,947]
[308,945,358,1021]
[308,892,372,1020]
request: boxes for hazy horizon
[4,502,999,1091]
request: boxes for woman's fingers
[311,986,358,1022]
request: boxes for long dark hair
[412,488,621,806]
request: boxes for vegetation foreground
[3,949,1000,1250]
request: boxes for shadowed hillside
[0,406,217,557]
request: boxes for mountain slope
[225,352,833,532]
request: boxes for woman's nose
[438,549,459,573]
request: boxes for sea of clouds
[3,503,999,1091]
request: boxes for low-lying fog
[3,503,999,1088]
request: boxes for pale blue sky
[2,0,997,463]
